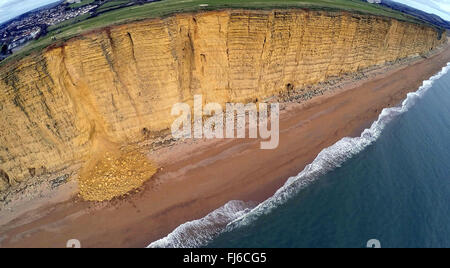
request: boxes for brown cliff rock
[0,9,445,198]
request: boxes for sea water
[149,63,450,248]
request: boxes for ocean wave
[147,200,255,248]
[147,62,450,248]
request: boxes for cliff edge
[0,9,445,200]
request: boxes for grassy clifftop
[0,9,444,195]
[0,0,429,66]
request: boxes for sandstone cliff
[0,9,445,196]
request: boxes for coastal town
[0,0,450,250]
[0,0,159,61]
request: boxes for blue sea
[149,63,450,248]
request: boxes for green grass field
[69,0,96,9]
[97,0,131,12]
[47,13,92,32]
[0,0,431,66]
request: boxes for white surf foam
[147,200,255,248]
[147,63,450,248]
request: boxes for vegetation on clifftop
[0,0,438,66]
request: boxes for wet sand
[1,43,450,248]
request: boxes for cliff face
[0,9,445,193]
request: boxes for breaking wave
[147,200,255,248]
[147,63,450,248]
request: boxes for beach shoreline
[1,42,450,248]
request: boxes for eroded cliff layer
[0,9,445,194]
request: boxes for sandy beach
[1,42,450,248]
